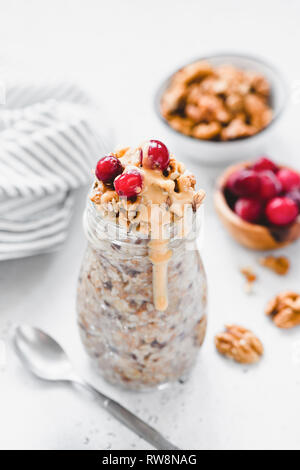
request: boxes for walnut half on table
[215,325,264,364]
[266,292,300,329]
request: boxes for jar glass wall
[77,202,207,391]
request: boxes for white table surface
[1,0,300,450]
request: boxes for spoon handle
[74,380,179,450]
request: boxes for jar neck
[84,199,203,255]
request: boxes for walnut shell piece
[259,255,290,276]
[192,121,222,140]
[192,190,206,212]
[244,94,272,129]
[215,324,264,364]
[160,84,187,116]
[240,266,257,293]
[220,117,256,141]
[265,291,300,329]
[168,116,194,136]
[174,60,213,85]
[247,72,271,97]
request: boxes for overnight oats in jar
[77,140,207,390]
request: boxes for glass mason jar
[77,201,207,391]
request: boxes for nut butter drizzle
[148,239,172,311]
[141,143,197,311]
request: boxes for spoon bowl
[14,325,74,381]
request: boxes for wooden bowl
[214,162,300,251]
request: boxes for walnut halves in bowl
[160,60,273,142]
[156,54,287,163]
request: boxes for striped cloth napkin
[0,82,111,260]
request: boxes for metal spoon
[13,325,179,450]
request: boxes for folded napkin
[0,82,111,260]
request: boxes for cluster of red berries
[225,157,300,226]
[94,140,170,198]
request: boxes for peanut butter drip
[90,144,206,313]
[148,239,173,311]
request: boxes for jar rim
[85,198,203,248]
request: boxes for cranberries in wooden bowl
[214,157,300,250]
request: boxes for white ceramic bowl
[154,53,288,165]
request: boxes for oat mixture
[160,61,272,141]
[77,142,207,389]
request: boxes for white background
[1,0,300,450]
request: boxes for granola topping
[215,325,264,364]
[91,144,205,237]
[160,61,272,141]
[265,291,300,328]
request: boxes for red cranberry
[224,187,238,210]
[234,198,263,223]
[265,197,299,226]
[95,155,123,183]
[227,169,261,198]
[141,140,170,171]
[252,157,279,173]
[259,171,282,200]
[277,168,300,192]
[226,170,240,194]
[114,169,143,198]
[286,188,300,210]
